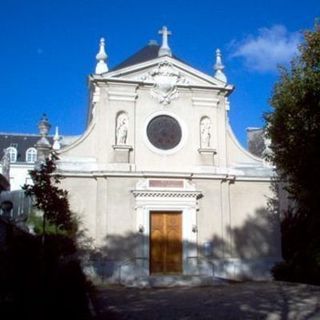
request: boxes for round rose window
[147,115,182,150]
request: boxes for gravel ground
[91,281,320,320]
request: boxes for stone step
[122,275,227,288]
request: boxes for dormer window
[26,148,37,163]
[6,147,17,163]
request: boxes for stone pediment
[97,56,231,89]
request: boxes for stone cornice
[132,190,202,199]
[57,170,274,182]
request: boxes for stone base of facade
[82,256,281,287]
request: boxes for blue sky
[0,0,319,147]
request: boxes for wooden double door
[150,211,182,274]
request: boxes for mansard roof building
[0,121,78,190]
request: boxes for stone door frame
[132,179,202,275]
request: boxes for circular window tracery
[146,115,182,150]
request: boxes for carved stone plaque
[147,115,182,150]
[149,180,184,188]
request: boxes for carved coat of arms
[142,62,187,105]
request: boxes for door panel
[150,211,182,274]
[150,229,164,274]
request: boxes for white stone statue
[116,113,128,145]
[1,148,10,180]
[200,117,212,148]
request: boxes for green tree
[23,153,77,239]
[265,23,320,283]
[1,153,92,320]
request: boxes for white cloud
[231,25,301,73]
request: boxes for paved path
[91,281,320,320]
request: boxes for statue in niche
[200,117,212,148]
[116,113,128,145]
[1,148,10,180]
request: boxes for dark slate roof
[111,42,188,72]
[0,134,53,163]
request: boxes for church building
[55,27,281,285]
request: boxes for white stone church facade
[55,27,281,284]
